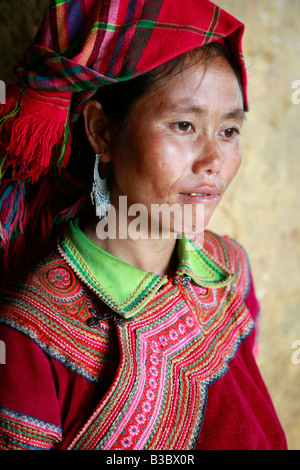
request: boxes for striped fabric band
[0,406,62,450]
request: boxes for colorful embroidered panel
[68,276,253,449]
[0,254,120,383]
[0,230,254,449]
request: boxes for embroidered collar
[57,218,235,318]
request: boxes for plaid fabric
[18,0,246,95]
[0,0,247,274]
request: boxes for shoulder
[0,251,119,383]
[1,251,84,305]
[0,251,89,337]
[0,251,82,351]
[202,230,251,300]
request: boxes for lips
[179,185,220,201]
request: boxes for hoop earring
[90,152,110,219]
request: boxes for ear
[82,99,112,162]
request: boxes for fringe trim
[0,86,72,252]
[0,85,71,182]
[5,111,71,182]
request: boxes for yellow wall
[212,0,300,450]
[1,0,299,450]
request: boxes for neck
[83,215,178,278]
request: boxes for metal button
[87,316,101,328]
[181,276,191,286]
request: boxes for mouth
[179,186,220,202]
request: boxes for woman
[0,0,287,450]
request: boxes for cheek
[109,139,172,203]
[125,135,182,196]
[224,145,242,184]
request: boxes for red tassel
[0,87,73,280]
[5,113,69,182]
[0,85,23,159]
[0,87,72,182]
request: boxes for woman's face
[107,53,245,236]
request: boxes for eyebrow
[166,103,246,121]
[223,108,246,121]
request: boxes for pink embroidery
[47,267,72,289]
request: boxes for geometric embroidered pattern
[67,279,253,450]
[0,254,119,383]
[0,230,253,449]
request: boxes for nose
[191,137,221,175]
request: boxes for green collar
[58,218,235,318]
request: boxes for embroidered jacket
[0,220,287,450]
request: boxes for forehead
[137,53,244,116]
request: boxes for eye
[220,128,240,139]
[173,122,194,133]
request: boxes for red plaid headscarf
[0,0,247,273]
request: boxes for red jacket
[0,221,287,450]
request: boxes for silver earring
[90,152,110,219]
